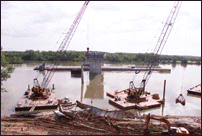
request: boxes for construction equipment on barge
[127,1,182,100]
[40,1,89,89]
[15,84,58,111]
[15,1,90,113]
[107,1,182,110]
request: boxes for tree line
[2,50,201,65]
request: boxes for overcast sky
[1,1,201,56]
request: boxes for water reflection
[71,73,81,78]
[157,70,171,74]
[161,103,165,116]
[81,83,84,102]
[187,93,201,98]
[171,63,176,68]
[13,63,23,67]
[181,63,187,68]
[126,105,161,116]
[37,70,46,76]
[84,73,104,99]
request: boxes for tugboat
[34,62,46,71]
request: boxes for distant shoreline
[2,50,201,65]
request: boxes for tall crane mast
[128,1,182,98]
[36,1,90,89]
[139,1,182,89]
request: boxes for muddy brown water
[1,61,201,116]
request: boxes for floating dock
[34,66,171,73]
[15,89,58,111]
[107,89,163,110]
[187,84,201,96]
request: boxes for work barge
[15,85,58,112]
[107,89,164,110]
[187,84,201,96]
[34,65,171,73]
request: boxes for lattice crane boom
[139,1,182,88]
[40,1,90,88]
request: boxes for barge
[34,66,171,73]
[107,89,163,110]
[15,85,58,111]
[187,84,201,96]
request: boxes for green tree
[1,47,15,92]
[181,57,188,64]
[9,56,23,64]
[172,56,177,64]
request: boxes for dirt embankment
[1,113,201,135]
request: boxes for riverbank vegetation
[1,48,15,92]
[2,50,201,65]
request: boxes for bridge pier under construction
[85,47,105,74]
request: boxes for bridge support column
[85,47,105,74]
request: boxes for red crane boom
[139,1,182,88]
[38,1,90,88]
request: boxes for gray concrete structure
[85,48,105,74]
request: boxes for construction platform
[106,89,163,110]
[187,84,201,96]
[15,89,58,111]
[34,66,171,73]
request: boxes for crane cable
[176,16,187,106]
[181,67,185,94]
[139,1,182,89]
[176,66,186,106]
[40,1,90,88]
[51,21,72,51]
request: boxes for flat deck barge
[35,66,171,72]
[15,89,58,111]
[107,89,163,110]
[187,84,201,96]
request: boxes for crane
[128,1,182,99]
[32,1,90,97]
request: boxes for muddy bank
[1,113,201,135]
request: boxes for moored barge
[107,89,163,110]
[187,84,201,96]
[15,85,58,111]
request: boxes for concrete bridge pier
[85,47,105,74]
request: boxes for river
[1,62,201,116]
